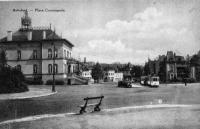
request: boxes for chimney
[43,31,46,39]
[7,31,12,41]
[27,31,32,40]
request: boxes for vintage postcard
[0,0,200,129]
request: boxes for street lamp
[52,43,56,92]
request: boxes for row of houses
[81,69,123,82]
[104,70,123,82]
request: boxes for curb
[0,89,57,100]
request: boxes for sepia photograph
[0,0,200,128]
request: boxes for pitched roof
[0,28,74,47]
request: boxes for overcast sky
[0,0,200,64]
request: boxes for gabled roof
[0,28,74,47]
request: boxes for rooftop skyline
[0,0,200,64]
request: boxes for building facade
[0,11,76,83]
[114,72,123,82]
[81,70,92,80]
[104,70,123,82]
[147,51,193,82]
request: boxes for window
[65,64,67,73]
[73,65,75,72]
[17,50,21,60]
[64,50,66,58]
[33,64,37,74]
[54,49,58,58]
[17,65,21,71]
[153,78,158,81]
[33,50,37,59]
[54,64,58,73]
[48,49,52,58]
[67,51,69,58]
[48,64,52,74]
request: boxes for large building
[0,11,77,83]
[146,51,196,82]
[165,51,189,81]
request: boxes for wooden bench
[79,96,104,114]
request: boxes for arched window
[33,50,37,59]
[64,50,66,58]
[65,64,67,73]
[48,64,52,74]
[54,49,58,58]
[17,65,21,71]
[67,51,69,58]
[54,64,58,73]
[33,64,37,74]
[48,49,52,58]
[17,50,21,60]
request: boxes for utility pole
[52,43,56,92]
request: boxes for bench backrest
[83,96,104,101]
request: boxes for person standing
[184,78,187,86]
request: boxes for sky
[0,0,200,64]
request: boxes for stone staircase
[66,74,89,85]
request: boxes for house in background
[114,72,123,82]
[104,70,123,82]
[81,70,92,80]
[0,11,80,84]
[190,51,200,81]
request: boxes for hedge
[45,79,65,85]
[25,79,43,85]
[0,67,29,94]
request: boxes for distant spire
[21,10,32,30]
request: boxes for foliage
[195,67,200,81]
[0,50,28,93]
[46,79,65,85]
[0,49,7,67]
[102,64,118,72]
[158,59,166,82]
[130,65,142,78]
[0,66,28,94]
[91,63,103,83]
[143,62,150,76]
[190,54,200,66]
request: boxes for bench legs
[79,96,104,114]
[80,105,101,114]
[80,107,86,114]
[94,105,101,112]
